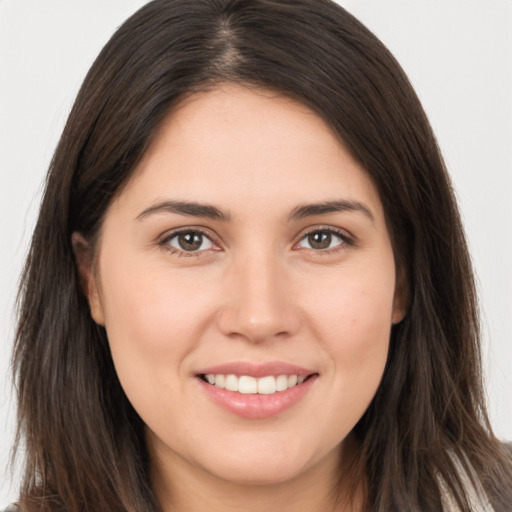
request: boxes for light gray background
[1,0,511,507]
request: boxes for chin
[205,460,308,486]
[196,439,324,487]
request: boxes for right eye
[162,230,216,255]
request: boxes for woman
[9,0,512,511]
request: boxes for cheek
[306,257,395,337]
[101,261,214,350]
[330,284,393,362]
[97,257,218,410]
[302,259,395,410]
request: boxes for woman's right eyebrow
[136,200,231,222]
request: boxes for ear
[392,265,408,325]
[71,232,105,326]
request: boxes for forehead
[111,85,385,224]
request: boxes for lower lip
[197,376,317,419]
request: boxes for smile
[202,374,306,394]
[196,363,318,419]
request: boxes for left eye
[297,230,346,250]
[165,231,215,252]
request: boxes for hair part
[12,1,512,511]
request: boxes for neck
[149,433,364,512]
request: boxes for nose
[216,252,301,344]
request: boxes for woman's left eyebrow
[136,200,231,221]
[288,200,375,223]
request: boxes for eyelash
[159,226,354,258]
[159,228,218,258]
[295,226,354,255]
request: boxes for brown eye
[166,231,214,252]
[298,230,346,251]
[308,232,332,249]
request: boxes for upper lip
[196,361,316,378]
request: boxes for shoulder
[439,453,496,512]
[441,489,495,512]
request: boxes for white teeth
[203,373,309,394]
[225,374,239,392]
[239,376,258,394]
[257,376,276,394]
[276,375,288,391]
[215,374,225,389]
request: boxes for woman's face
[81,86,405,488]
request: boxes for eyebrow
[288,200,375,223]
[136,200,231,221]
[136,199,374,223]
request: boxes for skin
[76,85,406,512]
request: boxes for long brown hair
[12,1,512,511]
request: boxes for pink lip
[195,361,318,419]
[196,361,315,378]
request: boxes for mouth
[195,363,319,419]
[199,373,316,395]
